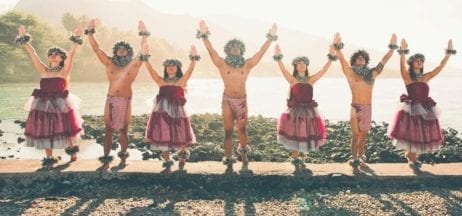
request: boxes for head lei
[407,53,425,66]
[47,47,67,67]
[224,38,246,68]
[163,58,183,80]
[407,53,425,79]
[292,56,310,66]
[111,41,133,67]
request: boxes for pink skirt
[24,93,83,149]
[145,97,196,151]
[277,106,327,153]
[388,102,443,153]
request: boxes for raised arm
[86,19,110,65]
[246,23,278,69]
[398,39,411,83]
[142,42,163,86]
[273,44,295,85]
[197,20,224,67]
[371,33,397,79]
[130,20,149,69]
[310,44,337,84]
[179,45,199,86]
[334,32,353,77]
[424,40,455,81]
[16,25,47,75]
[62,26,83,77]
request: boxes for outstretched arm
[197,20,224,67]
[86,19,110,65]
[180,45,199,86]
[273,44,296,85]
[143,42,163,86]
[62,26,83,77]
[310,45,336,84]
[130,20,149,69]
[372,33,397,79]
[246,23,277,69]
[125,20,150,81]
[424,40,455,81]
[398,39,411,83]
[333,32,353,77]
[17,25,47,75]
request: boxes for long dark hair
[292,68,309,77]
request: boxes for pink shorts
[222,94,247,122]
[351,103,372,132]
[107,95,131,129]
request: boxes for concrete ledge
[1,160,461,189]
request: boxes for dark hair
[163,66,183,79]
[47,47,67,67]
[292,68,309,77]
[350,50,370,66]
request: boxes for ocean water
[1,77,461,131]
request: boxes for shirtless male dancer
[86,19,150,168]
[334,33,397,173]
[197,20,277,174]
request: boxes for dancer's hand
[448,39,453,50]
[87,19,96,29]
[390,33,397,46]
[269,23,277,36]
[74,26,83,37]
[199,20,209,33]
[274,44,281,56]
[18,25,26,36]
[401,39,408,50]
[334,32,342,44]
[190,45,197,56]
[138,20,147,32]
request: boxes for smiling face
[48,52,63,66]
[354,55,367,67]
[350,50,370,68]
[116,47,128,57]
[230,46,241,56]
[411,58,424,71]
[295,63,307,74]
[46,47,67,67]
[224,39,245,56]
[165,65,178,77]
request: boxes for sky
[2,0,461,68]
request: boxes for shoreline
[1,114,462,164]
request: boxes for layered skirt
[145,97,196,151]
[277,104,327,153]
[388,99,443,153]
[24,91,83,149]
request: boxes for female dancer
[17,25,84,169]
[273,42,337,173]
[389,39,456,172]
[144,43,199,173]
